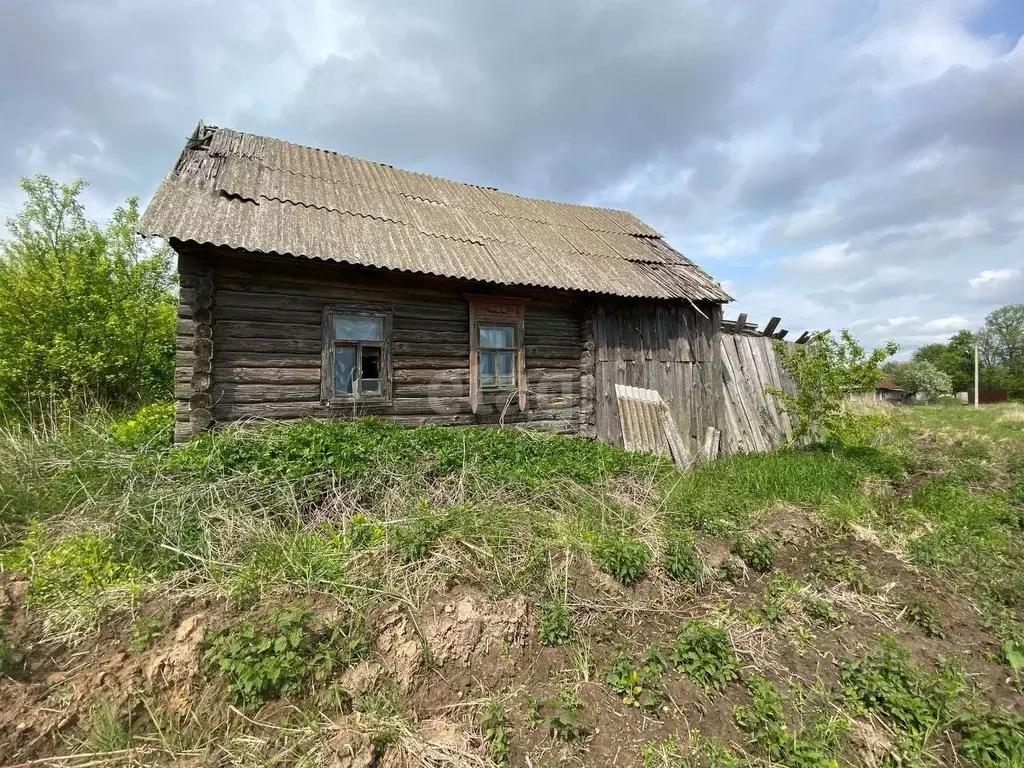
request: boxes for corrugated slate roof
[139,122,731,302]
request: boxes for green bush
[0,175,176,420]
[481,698,511,767]
[668,620,740,692]
[592,535,650,585]
[204,608,365,709]
[901,596,944,639]
[605,647,663,711]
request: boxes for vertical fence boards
[718,334,798,455]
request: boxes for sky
[1,0,1022,355]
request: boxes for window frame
[468,296,526,413]
[321,304,393,405]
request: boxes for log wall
[173,245,584,441]
[592,300,723,458]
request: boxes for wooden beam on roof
[736,313,748,332]
[762,317,781,337]
[774,329,789,340]
[795,331,810,344]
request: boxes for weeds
[539,600,573,646]
[731,534,776,573]
[130,617,163,652]
[591,534,650,585]
[604,647,663,711]
[669,620,740,692]
[481,698,511,767]
[901,595,944,638]
[203,608,365,709]
[664,533,705,584]
[952,707,1024,767]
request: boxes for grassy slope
[0,404,1022,766]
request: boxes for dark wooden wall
[591,300,723,457]
[174,245,584,442]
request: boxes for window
[479,324,517,390]
[322,307,392,402]
[468,297,526,413]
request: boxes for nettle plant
[770,330,899,445]
[591,534,650,585]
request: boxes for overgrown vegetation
[0,373,1022,765]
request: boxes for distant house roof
[138,122,731,302]
[875,379,903,391]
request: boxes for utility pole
[974,341,980,409]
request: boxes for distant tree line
[883,305,1024,400]
[0,175,177,423]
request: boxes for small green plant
[568,638,594,682]
[842,637,962,744]
[734,676,840,768]
[731,534,776,573]
[346,514,384,550]
[110,402,175,449]
[716,558,744,583]
[802,595,843,628]
[522,693,544,728]
[86,699,131,753]
[555,681,585,713]
[640,735,684,768]
[393,518,441,563]
[129,617,163,652]
[592,534,650,585]
[204,608,365,709]
[481,698,511,767]
[539,600,573,646]
[1001,639,1024,676]
[952,707,1024,767]
[669,620,740,692]
[902,596,944,638]
[0,625,23,679]
[812,550,878,594]
[605,648,663,711]
[664,533,704,584]
[544,710,589,744]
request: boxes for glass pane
[498,351,516,389]
[479,325,515,349]
[335,315,383,341]
[333,345,356,394]
[480,350,497,388]
[361,379,381,394]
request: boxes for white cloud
[921,315,968,332]
[967,267,1024,300]
[779,243,858,270]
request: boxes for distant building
[875,379,906,403]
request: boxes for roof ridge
[207,123,648,224]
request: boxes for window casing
[322,306,392,403]
[468,297,526,413]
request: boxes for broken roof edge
[160,234,731,303]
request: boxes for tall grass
[1,407,1019,645]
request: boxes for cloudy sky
[2,0,1022,354]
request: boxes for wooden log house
[139,123,732,451]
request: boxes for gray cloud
[1,0,1021,354]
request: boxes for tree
[881,360,952,400]
[770,330,898,444]
[977,304,1024,397]
[912,330,974,393]
[0,175,177,420]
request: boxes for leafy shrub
[544,710,589,744]
[0,176,176,419]
[812,550,877,594]
[902,596,944,639]
[539,600,573,646]
[730,534,776,573]
[481,698,511,767]
[592,535,650,585]
[770,330,898,443]
[882,360,953,401]
[802,595,843,629]
[664,533,704,584]
[668,620,740,692]
[952,707,1024,767]
[110,402,175,449]
[204,608,365,709]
